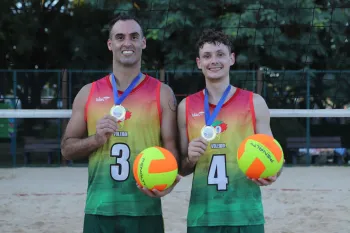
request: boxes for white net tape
[0,109,350,118]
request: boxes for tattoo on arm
[168,92,177,112]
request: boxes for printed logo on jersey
[113,109,132,136]
[192,111,204,117]
[212,120,227,134]
[208,120,228,145]
[117,110,132,123]
[96,96,110,102]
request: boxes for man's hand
[248,176,277,186]
[188,137,208,164]
[94,115,118,145]
[249,159,284,186]
[136,175,182,198]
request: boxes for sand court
[0,166,349,233]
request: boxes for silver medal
[110,105,126,121]
[201,125,217,141]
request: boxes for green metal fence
[0,69,350,167]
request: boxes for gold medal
[110,105,126,121]
[201,125,217,141]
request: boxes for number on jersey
[208,154,228,191]
[110,143,130,181]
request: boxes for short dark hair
[196,29,233,54]
[108,14,144,38]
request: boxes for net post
[306,71,311,166]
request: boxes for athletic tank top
[84,74,163,216]
[185,88,265,227]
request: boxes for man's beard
[115,54,141,67]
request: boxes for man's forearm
[61,135,101,160]
[180,157,196,176]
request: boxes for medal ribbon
[204,85,231,126]
[111,72,142,105]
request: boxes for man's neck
[204,77,234,104]
[111,62,142,91]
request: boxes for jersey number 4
[208,154,229,191]
[110,143,130,181]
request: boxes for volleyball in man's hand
[133,146,178,191]
[237,134,284,179]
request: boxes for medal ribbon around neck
[204,85,231,126]
[111,72,142,105]
[110,72,142,120]
[201,85,231,141]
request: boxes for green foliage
[143,0,349,70]
[1,0,348,70]
[0,0,349,110]
[0,0,112,69]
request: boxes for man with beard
[61,14,181,233]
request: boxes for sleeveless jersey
[84,74,163,216]
[185,88,265,227]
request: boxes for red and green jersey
[185,88,265,227]
[84,74,163,216]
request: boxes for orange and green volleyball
[133,146,178,191]
[237,134,284,179]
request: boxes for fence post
[306,71,311,165]
[11,71,17,167]
[68,71,72,109]
[57,71,61,166]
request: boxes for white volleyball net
[1,109,350,118]
[0,109,350,168]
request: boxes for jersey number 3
[208,154,228,191]
[110,143,130,181]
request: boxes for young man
[178,29,283,233]
[61,14,181,233]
